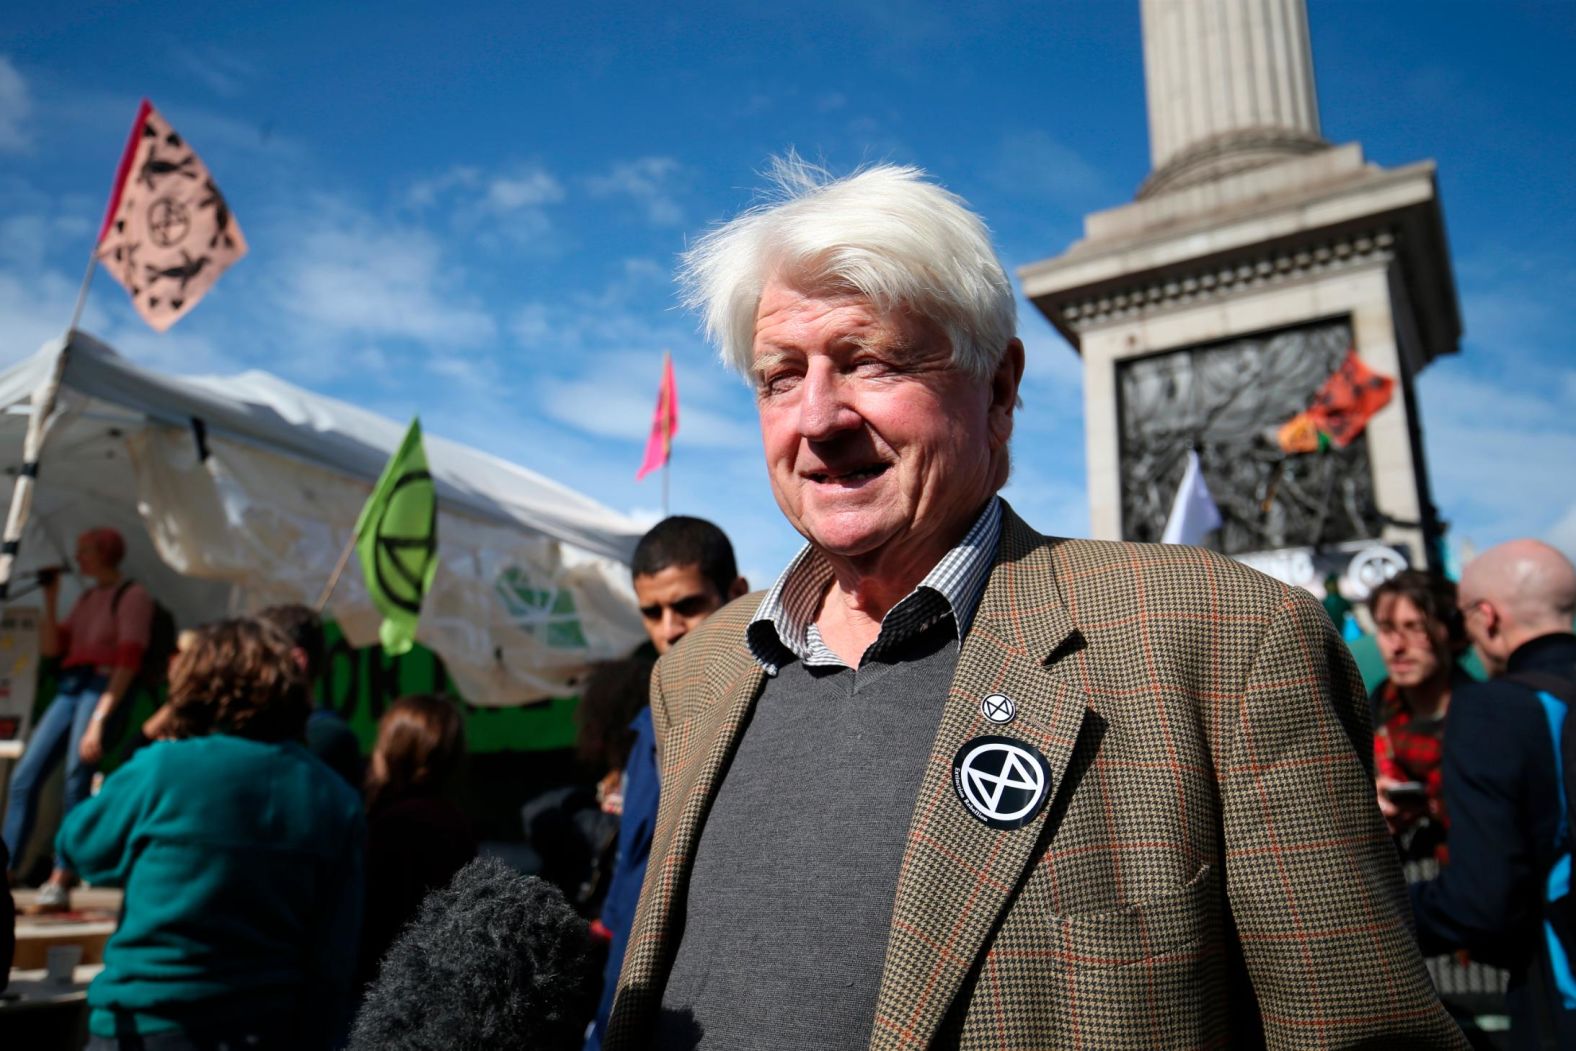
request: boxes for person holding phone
[1367,570,1473,863]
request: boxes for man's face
[751,280,1018,574]
[74,536,104,577]
[1373,592,1448,690]
[634,563,726,655]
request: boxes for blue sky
[2,1,1573,586]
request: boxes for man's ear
[728,576,749,601]
[988,338,1026,448]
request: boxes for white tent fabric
[0,332,648,705]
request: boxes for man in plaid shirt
[1368,570,1472,861]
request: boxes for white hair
[678,155,1017,380]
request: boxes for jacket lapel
[636,659,767,983]
[871,506,1091,1049]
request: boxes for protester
[1412,539,1576,1048]
[630,516,749,655]
[1368,569,1471,860]
[142,604,360,791]
[357,693,475,992]
[2,527,153,910]
[584,518,745,1051]
[575,656,655,825]
[57,617,365,1050]
[261,602,363,788]
[604,158,1463,1048]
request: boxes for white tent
[0,331,648,705]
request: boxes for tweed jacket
[607,507,1465,1050]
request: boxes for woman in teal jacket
[59,618,366,1051]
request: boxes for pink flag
[95,100,248,332]
[635,354,680,481]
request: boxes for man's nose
[798,362,859,439]
[661,610,687,642]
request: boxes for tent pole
[315,531,358,613]
[0,342,71,600]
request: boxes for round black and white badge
[979,693,1015,724]
[952,735,1052,830]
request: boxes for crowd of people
[1,159,1574,1051]
[1,530,483,1048]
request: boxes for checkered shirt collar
[747,497,1003,674]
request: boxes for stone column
[1140,0,1326,197]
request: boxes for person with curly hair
[57,617,366,1050]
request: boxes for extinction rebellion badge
[952,735,1052,830]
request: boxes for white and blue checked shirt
[747,497,1003,674]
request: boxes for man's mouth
[806,463,890,484]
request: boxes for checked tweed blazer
[606,506,1466,1050]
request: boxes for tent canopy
[0,332,648,705]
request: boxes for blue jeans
[2,668,107,873]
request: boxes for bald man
[1412,540,1576,1049]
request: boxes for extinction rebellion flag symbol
[952,735,1052,830]
[354,419,438,656]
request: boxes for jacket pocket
[1043,862,1215,969]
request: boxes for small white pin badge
[979,693,1015,724]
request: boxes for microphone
[350,856,597,1051]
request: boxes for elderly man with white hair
[605,158,1465,1050]
[1413,539,1576,1049]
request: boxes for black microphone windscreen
[349,856,596,1051]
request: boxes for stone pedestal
[1021,142,1460,572]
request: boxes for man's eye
[638,607,661,621]
[759,372,801,396]
[850,357,895,377]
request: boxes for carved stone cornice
[1055,229,1396,333]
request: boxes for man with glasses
[1412,540,1576,1048]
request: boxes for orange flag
[1276,349,1395,454]
[635,353,680,481]
[95,100,248,332]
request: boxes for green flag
[355,418,437,655]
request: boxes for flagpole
[66,243,100,336]
[315,530,358,613]
[0,236,101,600]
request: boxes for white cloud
[988,128,1112,212]
[1416,363,1576,550]
[539,349,757,450]
[170,44,257,98]
[408,164,565,213]
[586,157,686,226]
[0,56,31,153]
[0,268,90,366]
[405,162,565,250]
[277,199,498,348]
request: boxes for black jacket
[1412,632,1576,1049]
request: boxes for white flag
[1161,449,1222,546]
